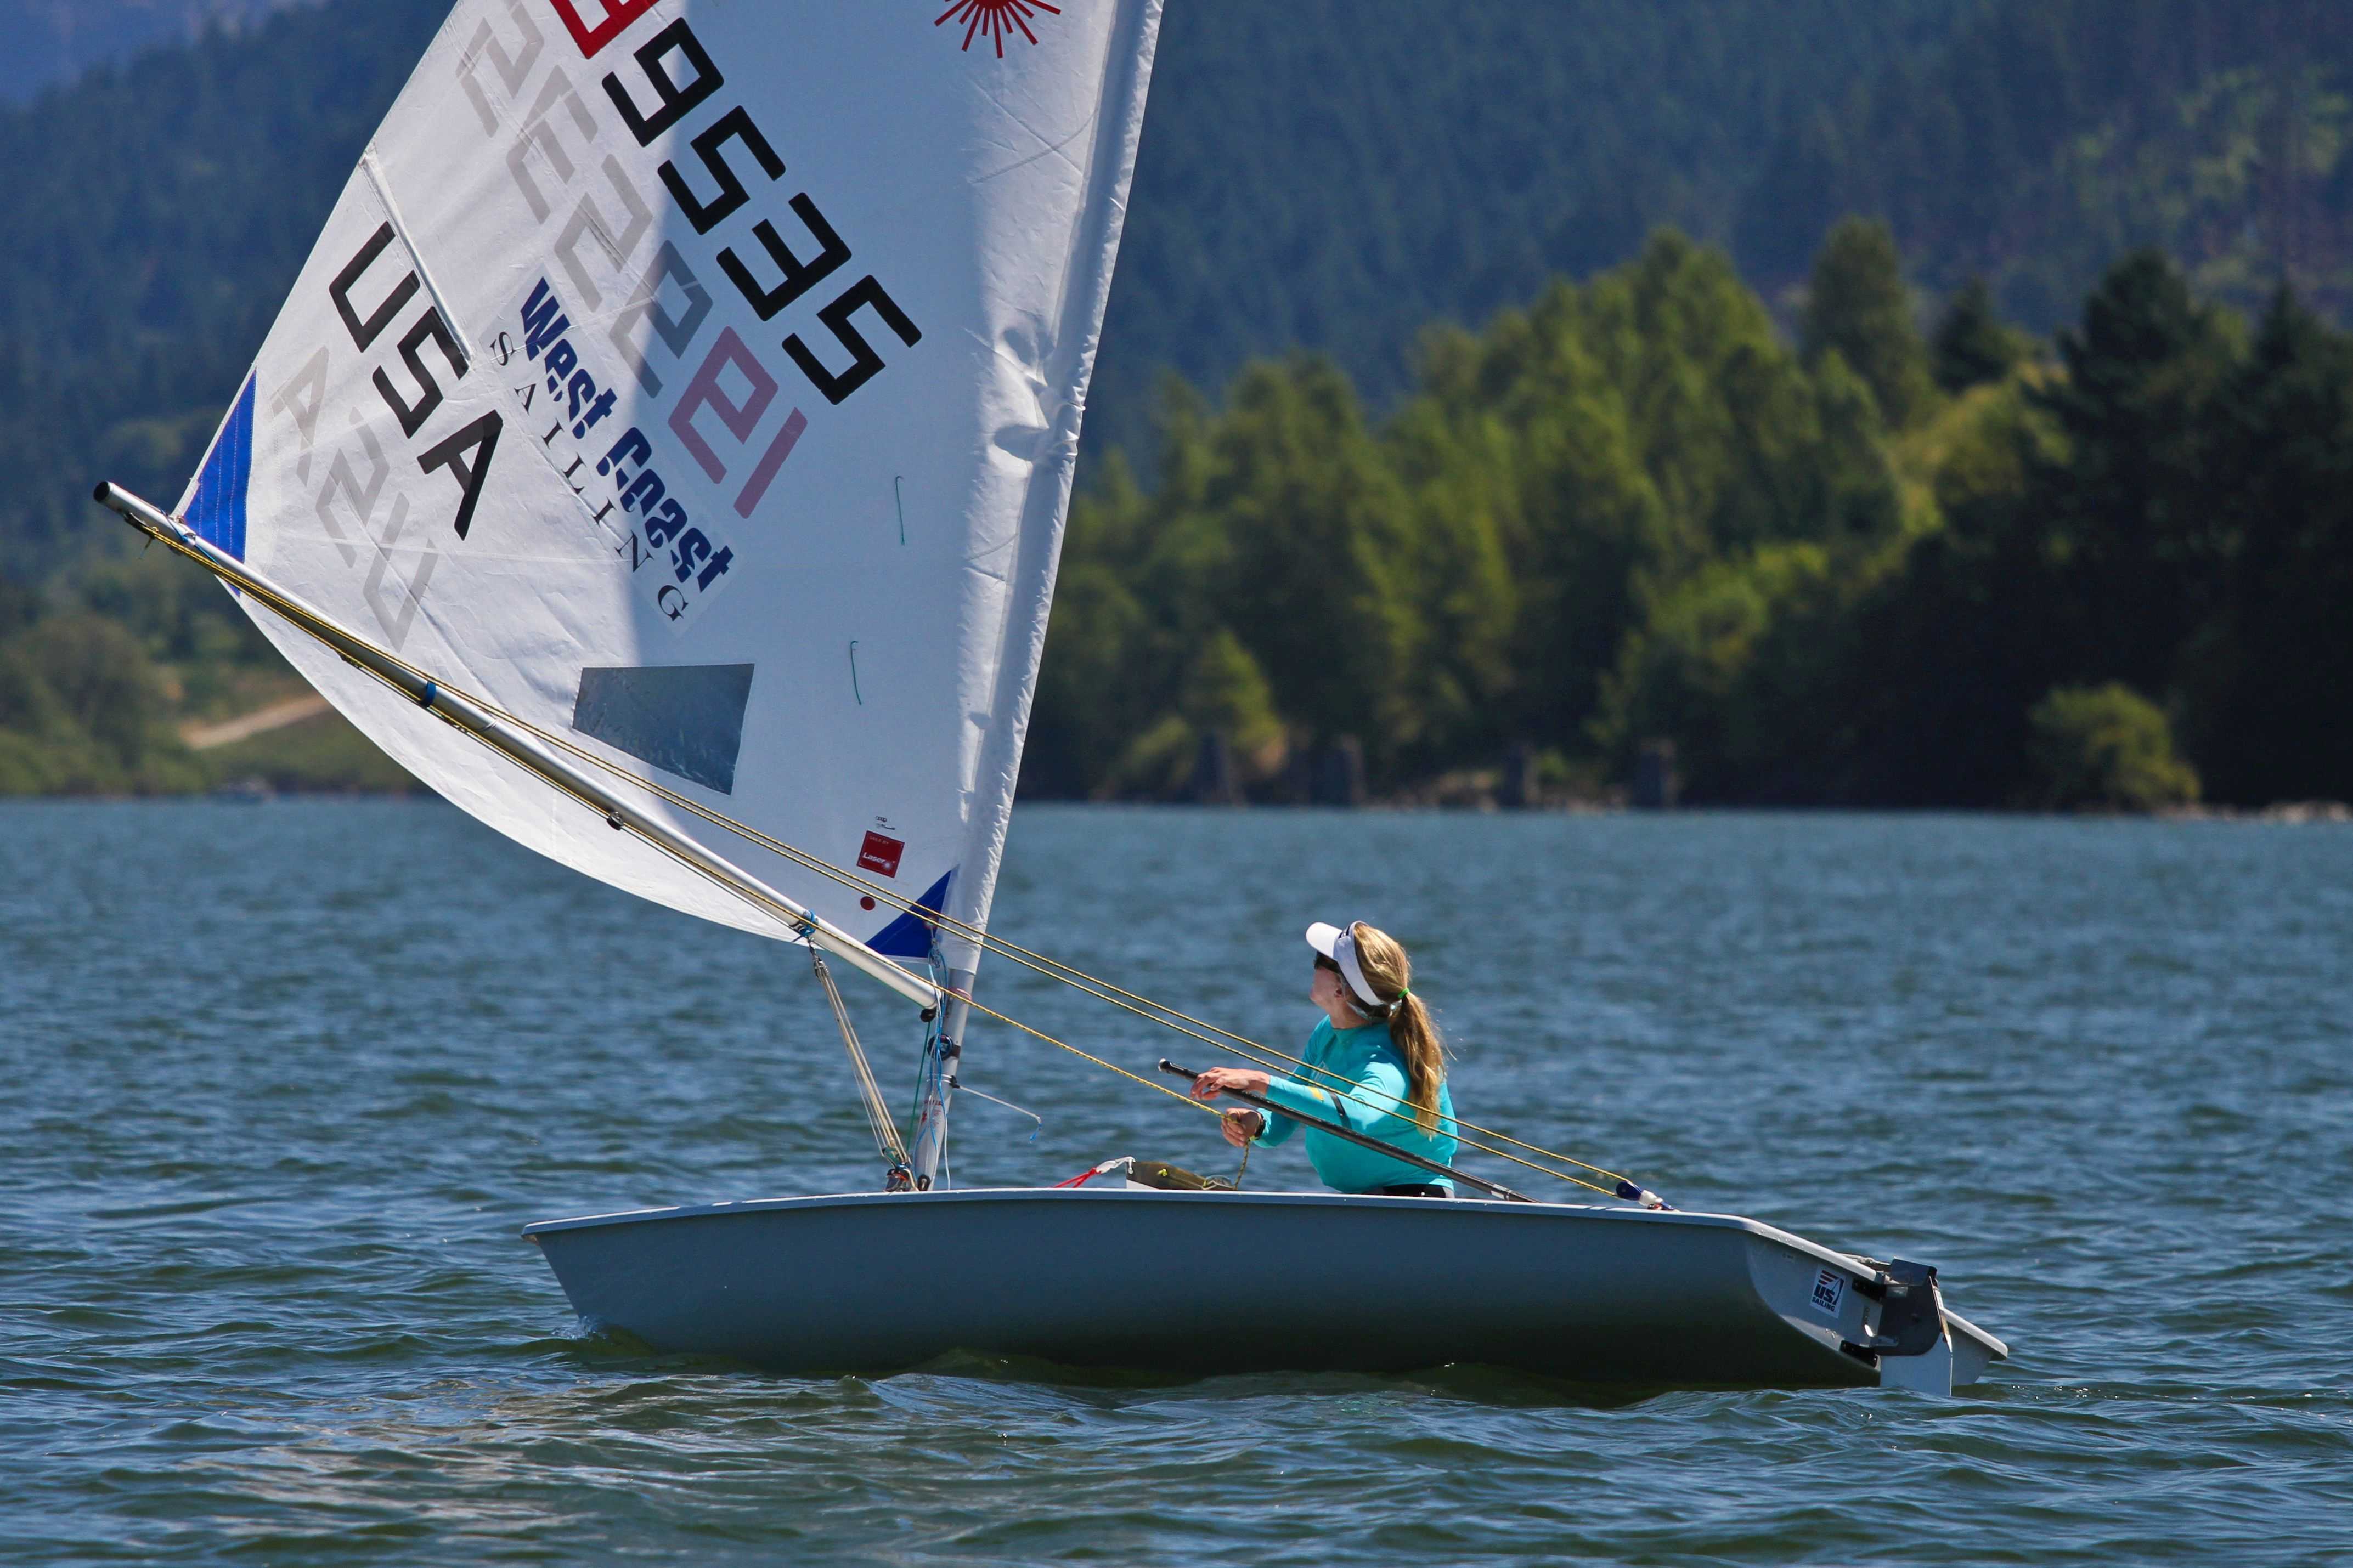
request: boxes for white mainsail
[172,0,1163,972]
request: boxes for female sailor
[1189,921,1460,1196]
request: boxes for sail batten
[174,0,1164,970]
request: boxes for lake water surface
[4,802,2349,1564]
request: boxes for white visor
[1305,921,1386,1011]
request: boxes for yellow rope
[504,745,1639,1190]
[936,991,1611,1199]
[490,732,1639,1192]
[143,521,1638,1201]
[945,989,1223,1120]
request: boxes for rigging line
[136,525,1635,1192]
[1160,1058,1536,1204]
[263,646,1610,1195]
[941,988,1225,1121]
[947,1079,1042,1141]
[454,728,1640,1188]
[827,917,1639,1183]
[386,667,1623,1192]
[932,965,1623,1196]
[206,604,856,1014]
[812,948,910,1168]
[1214,1075,1616,1198]
[472,725,1638,1188]
[392,652,1602,1198]
[918,973,1621,1198]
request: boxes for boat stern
[1743,1234,2010,1394]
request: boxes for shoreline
[4,790,2346,822]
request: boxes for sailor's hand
[1220,1108,1265,1147]
[1189,1067,1272,1102]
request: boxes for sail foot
[92,482,941,1016]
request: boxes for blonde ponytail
[1347,922,1447,1134]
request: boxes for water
[5,801,2350,1565]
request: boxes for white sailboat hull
[523,1188,2007,1390]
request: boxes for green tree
[1177,629,1284,760]
[1825,377,2070,805]
[24,614,169,770]
[2028,683,2200,810]
[1206,359,1420,758]
[1931,277,2033,392]
[1592,544,1832,799]
[1382,396,1518,764]
[2184,288,2353,805]
[0,613,204,794]
[2033,250,2240,693]
[1099,629,1291,799]
[1802,217,1937,429]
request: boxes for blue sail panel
[185,374,257,561]
[869,870,955,959]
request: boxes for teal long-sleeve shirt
[1254,1017,1459,1194]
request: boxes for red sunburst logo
[936,0,1061,58]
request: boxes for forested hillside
[13,0,2353,574]
[4,0,1976,577]
[1740,0,2353,326]
[0,0,306,103]
[0,0,447,573]
[1092,0,1963,449]
[3,2,2350,806]
[1030,233,2353,810]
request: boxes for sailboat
[99,0,2006,1394]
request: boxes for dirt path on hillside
[180,694,331,751]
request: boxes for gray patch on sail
[572,665,755,795]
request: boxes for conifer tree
[2187,288,2353,804]
[1931,278,2031,392]
[1802,217,1937,429]
[2033,251,2238,694]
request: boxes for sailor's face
[1310,960,1346,1011]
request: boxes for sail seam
[359,146,481,374]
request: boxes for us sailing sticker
[1810,1268,1848,1316]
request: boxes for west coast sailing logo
[500,274,753,633]
[937,0,1061,56]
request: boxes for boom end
[92,482,172,537]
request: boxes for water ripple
[5,803,2352,1563]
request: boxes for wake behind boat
[97,0,2007,1396]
